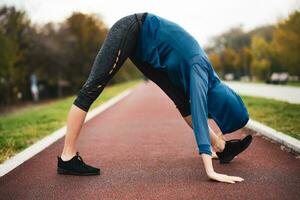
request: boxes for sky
[1,0,299,45]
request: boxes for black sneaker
[216,135,252,164]
[57,152,100,176]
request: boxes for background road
[0,81,299,200]
[225,81,300,104]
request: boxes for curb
[246,119,300,154]
[0,83,142,177]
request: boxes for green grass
[0,79,143,163]
[286,81,300,87]
[241,95,300,140]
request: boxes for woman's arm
[201,154,244,183]
[189,63,244,183]
[185,113,244,183]
[183,115,225,152]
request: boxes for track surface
[0,81,299,200]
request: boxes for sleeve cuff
[198,144,212,156]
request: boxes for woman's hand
[207,171,244,184]
[201,153,244,184]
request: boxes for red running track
[0,81,299,200]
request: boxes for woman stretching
[57,12,252,184]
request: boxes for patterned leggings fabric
[73,12,191,117]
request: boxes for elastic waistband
[135,12,148,30]
[136,12,147,22]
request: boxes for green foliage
[0,6,32,104]
[250,36,271,80]
[62,12,109,87]
[208,52,221,74]
[272,11,300,76]
[0,5,143,107]
[206,11,300,81]
[206,27,251,79]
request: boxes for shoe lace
[76,152,88,168]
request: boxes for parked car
[267,72,289,84]
[224,73,234,81]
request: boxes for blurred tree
[272,11,300,76]
[0,6,143,108]
[0,6,31,105]
[250,36,271,80]
[249,25,275,43]
[250,25,282,75]
[208,27,251,78]
[25,22,69,97]
[220,47,240,77]
[208,52,221,74]
[207,24,281,80]
[62,12,142,91]
[62,12,108,90]
[211,27,251,51]
[241,47,253,79]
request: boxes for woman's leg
[61,105,87,160]
[61,13,145,161]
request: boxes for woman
[57,12,252,183]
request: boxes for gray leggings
[73,13,146,111]
[73,12,190,117]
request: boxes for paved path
[0,81,299,200]
[225,81,300,104]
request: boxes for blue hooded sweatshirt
[134,13,249,155]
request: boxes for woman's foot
[57,152,100,176]
[212,135,226,153]
[211,151,219,159]
[216,135,253,164]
